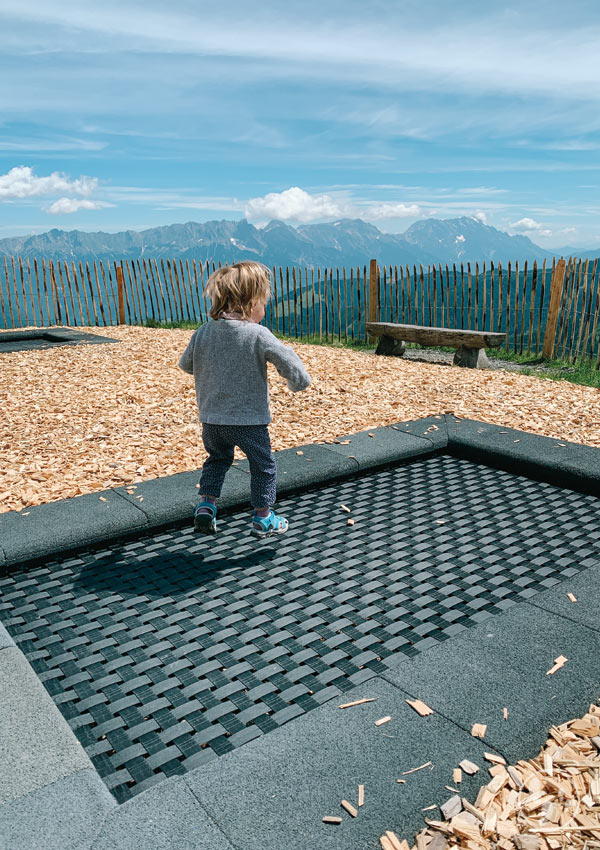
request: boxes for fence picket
[489,262,494,333]
[556,260,576,359]
[473,262,479,330]
[17,258,30,326]
[140,260,156,322]
[512,261,519,352]
[527,261,537,354]
[56,262,72,325]
[566,259,584,360]
[497,263,503,334]
[26,258,37,325]
[535,261,545,355]
[33,259,43,326]
[505,262,512,347]
[41,260,50,326]
[68,262,83,324]
[573,260,591,363]
[10,258,23,326]
[580,258,598,360]
[134,260,148,322]
[1,258,10,326]
[1,253,598,360]
[481,261,486,331]
[542,258,567,359]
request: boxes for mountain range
[1,216,597,268]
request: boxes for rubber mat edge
[447,415,600,497]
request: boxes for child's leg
[234,425,277,511]
[198,424,236,505]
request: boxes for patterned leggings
[199,423,277,509]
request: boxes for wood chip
[484,752,506,765]
[567,592,577,602]
[379,837,395,850]
[426,834,448,850]
[340,504,351,512]
[471,723,487,738]
[375,715,392,726]
[347,518,355,526]
[358,784,364,807]
[338,698,376,709]
[488,764,507,777]
[441,795,463,819]
[546,655,568,675]
[384,831,409,850]
[450,814,482,841]
[296,450,303,455]
[453,768,463,784]
[341,799,358,817]
[402,761,433,775]
[406,698,434,716]
[322,816,342,825]
[459,760,480,775]
[513,837,541,849]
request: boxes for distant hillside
[0,216,571,268]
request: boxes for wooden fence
[1,255,599,365]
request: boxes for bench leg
[375,335,406,357]
[453,346,491,369]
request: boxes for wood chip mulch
[1,325,599,514]
[381,703,600,850]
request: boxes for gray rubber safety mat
[0,328,118,353]
[1,454,599,803]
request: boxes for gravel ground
[402,348,574,374]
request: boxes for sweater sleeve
[178,329,197,374]
[258,329,311,392]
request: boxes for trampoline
[0,327,118,353]
[1,445,598,804]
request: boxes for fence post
[542,258,566,359]
[116,265,126,325]
[368,258,378,340]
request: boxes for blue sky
[1,0,599,247]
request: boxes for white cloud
[0,166,97,199]
[245,187,428,224]
[245,187,344,223]
[46,198,112,214]
[510,217,552,237]
[362,202,422,220]
[472,210,488,223]
[456,234,465,243]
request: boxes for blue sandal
[193,500,217,535]
[251,510,288,539]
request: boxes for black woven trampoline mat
[1,454,599,803]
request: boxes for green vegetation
[144,318,600,388]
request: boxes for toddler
[178,261,311,538]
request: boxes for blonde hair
[206,261,272,321]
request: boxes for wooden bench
[366,322,506,369]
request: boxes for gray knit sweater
[178,319,311,425]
